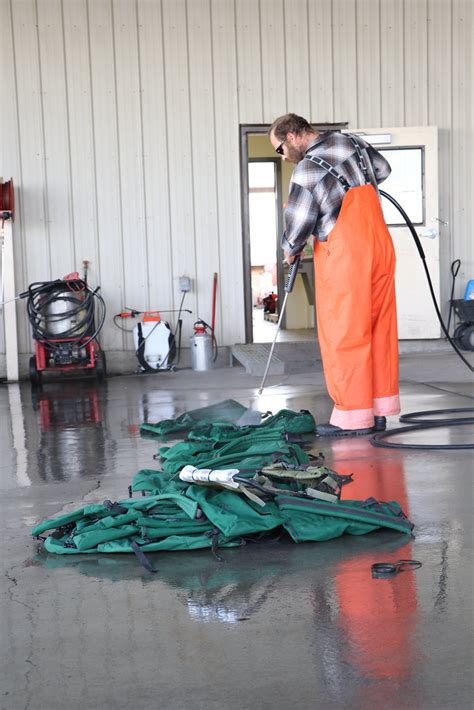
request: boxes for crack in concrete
[3,565,37,710]
[422,382,474,400]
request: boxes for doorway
[240,123,347,344]
[240,123,440,343]
[248,158,281,342]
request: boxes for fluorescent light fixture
[357,133,392,145]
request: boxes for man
[269,113,400,436]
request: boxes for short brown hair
[269,113,314,141]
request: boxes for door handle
[420,227,438,239]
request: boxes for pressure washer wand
[258,256,301,395]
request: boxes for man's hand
[284,249,303,264]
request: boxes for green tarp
[32,472,413,555]
[32,407,414,558]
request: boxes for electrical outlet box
[179,276,192,292]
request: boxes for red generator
[26,272,106,387]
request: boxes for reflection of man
[269,113,400,436]
[333,448,417,702]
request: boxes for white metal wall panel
[332,0,358,125]
[1,0,473,369]
[113,0,148,315]
[451,0,473,285]
[308,0,334,122]
[10,0,49,326]
[356,0,381,127]
[427,0,452,131]
[427,0,452,306]
[161,0,197,322]
[37,0,74,279]
[88,0,124,351]
[9,0,59,355]
[0,0,23,353]
[260,0,287,122]
[211,0,246,345]
[137,0,173,314]
[63,1,100,286]
[187,0,220,331]
[404,0,428,126]
[380,0,404,126]
[235,0,263,122]
[284,0,311,119]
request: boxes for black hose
[173,291,187,366]
[370,195,473,450]
[371,418,474,450]
[447,259,461,335]
[135,321,159,373]
[379,190,473,373]
[25,279,106,350]
[399,407,474,425]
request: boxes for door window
[248,161,278,311]
[379,147,424,226]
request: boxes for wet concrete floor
[1,352,473,710]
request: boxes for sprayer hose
[371,407,474,450]
[26,279,106,350]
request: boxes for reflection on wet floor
[27,530,422,704]
[1,365,473,710]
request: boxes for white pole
[1,217,19,382]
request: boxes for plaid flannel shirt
[282,132,391,254]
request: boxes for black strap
[103,500,128,515]
[306,133,371,191]
[306,155,351,192]
[347,134,371,184]
[131,540,157,574]
[372,559,422,579]
[206,528,225,562]
[136,323,156,373]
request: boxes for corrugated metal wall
[1,0,473,368]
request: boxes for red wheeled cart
[26,273,106,388]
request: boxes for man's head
[269,113,319,164]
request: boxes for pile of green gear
[32,406,414,563]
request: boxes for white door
[345,126,440,339]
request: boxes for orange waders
[313,183,400,429]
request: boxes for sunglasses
[275,139,286,155]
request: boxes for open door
[241,123,345,344]
[241,125,440,342]
[346,126,440,338]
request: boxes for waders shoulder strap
[306,133,371,190]
[347,134,371,184]
[306,155,351,192]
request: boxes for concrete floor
[1,351,473,710]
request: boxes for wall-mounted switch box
[179,276,192,292]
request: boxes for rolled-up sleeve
[281,181,318,256]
